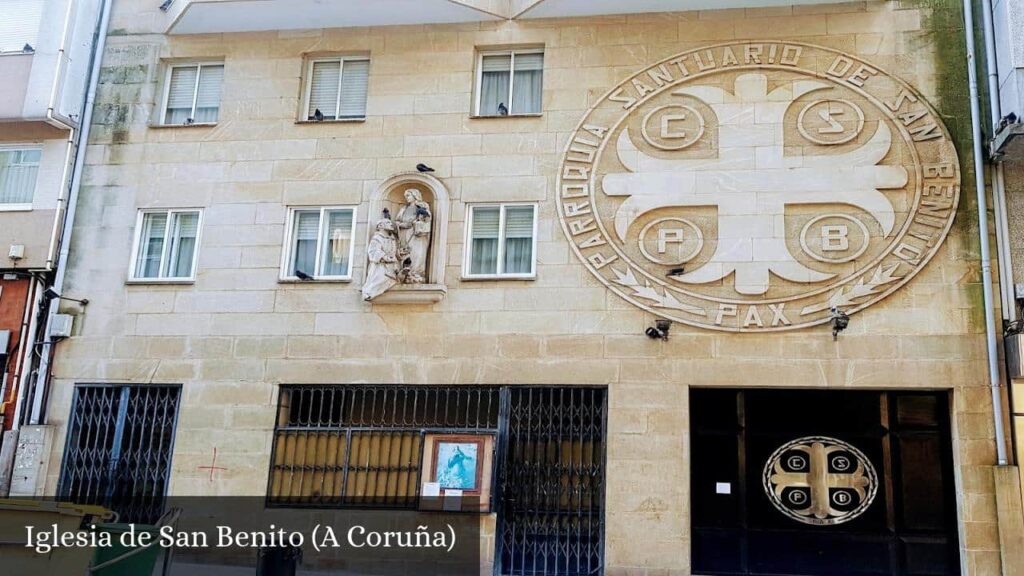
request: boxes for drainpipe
[26,0,112,425]
[980,0,1018,324]
[44,0,84,271]
[964,0,1009,465]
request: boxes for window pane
[290,211,320,277]
[479,55,511,116]
[470,207,500,275]
[320,209,354,277]
[0,0,44,52]
[193,65,223,123]
[503,206,534,274]
[308,61,341,119]
[0,148,41,204]
[165,66,198,124]
[166,212,199,278]
[135,213,168,278]
[339,60,369,119]
[512,53,543,114]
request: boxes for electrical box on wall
[1006,333,1024,379]
[8,245,24,260]
[49,314,74,339]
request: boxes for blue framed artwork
[422,434,494,512]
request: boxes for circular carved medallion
[762,436,878,526]
[556,42,960,332]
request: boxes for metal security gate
[495,387,607,576]
[58,384,181,523]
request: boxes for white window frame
[128,208,204,283]
[463,203,538,279]
[474,48,544,117]
[0,144,41,211]
[280,206,358,281]
[159,61,223,126]
[301,56,370,122]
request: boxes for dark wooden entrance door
[690,389,960,576]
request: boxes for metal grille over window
[268,385,501,507]
[496,387,607,576]
[58,385,181,524]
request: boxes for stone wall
[46,1,1002,573]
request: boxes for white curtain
[308,61,341,119]
[136,213,168,278]
[165,66,197,125]
[193,65,223,123]
[512,53,543,114]
[479,54,511,116]
[470,207,500,274]
[0,149,40,204]
[167,212,199,278]
[339,60,369,119]
[320,209,354,276]
[503,206,534,274]
[291,211,320,276]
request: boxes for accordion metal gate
[495,387,607,576]
[58,384,181,523]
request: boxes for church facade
[27,0,1014,574]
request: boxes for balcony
[166,0,852,35]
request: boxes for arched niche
[365,172,449,304]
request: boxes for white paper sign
[715,482,732,495]
[443,489,463,511]
[422,482,441,497]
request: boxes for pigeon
[382,208,392,220]
[22,44,34,53]
[497,102,508,116]
[312,108,324,122]
[667,267,685,277]
[416,163,434,173]
[294,269,313,280]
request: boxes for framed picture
[421,434,494,512]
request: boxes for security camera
[645,319,672,341]
[830,307,849,341]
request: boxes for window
[130,210,202,281]
[465,204,537,278]
[0,147,41,208]
[160,62,224,125]
[303,57,370,121]
[268,385,500,507]
[0,0,43,52]
[282,207,356,280]
[475,49,543,116]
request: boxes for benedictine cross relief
[197,447,229,482]
[602,73,908,295]
[768,442,871,521]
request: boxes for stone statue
[395,188,432,284]
[361,218,399,301]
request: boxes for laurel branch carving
[801,264,902,316]
[611,268,705,316]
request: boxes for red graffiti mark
[197,447,228,482]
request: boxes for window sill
[469,114,543,120]
[149,122,217,129]
[295,118,366,125]
[126,278,195,285]
[461,275,536,282]
[279,278,353,284]
[0,204,32,212]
